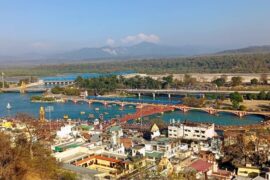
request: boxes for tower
[39,106,45,123]
[20,81,26,93]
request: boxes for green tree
[231,76,242,86]
[229,92,243,109]
[212,77,226,87]
[258,91,267,100]
[250,78,259,85]
[266,92,270,100]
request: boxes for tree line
[2,53,270,76]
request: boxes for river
[0,93,264,126]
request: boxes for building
[150,123,161,139]
[168,122,215,140]
[109,126,123,146]
[237,166,260,177]
[74,153,146,179]
[188,159,213,179]
[145,137,182,160]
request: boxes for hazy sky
[0,0,270,54]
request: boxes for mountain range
[1,43,270,65]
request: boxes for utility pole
[45,106,54,133]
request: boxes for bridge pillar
[168,94,171,99]
[138,93,141,98]
[238,111,246,118]
[208,108,217,115]
[152,93,155,99]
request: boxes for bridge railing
[87,96,181,105]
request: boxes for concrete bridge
[173,105,270,118]
[62,97,144,108]
[119,89,264,98]
[61,97,270,119]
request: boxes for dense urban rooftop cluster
[2,114,270,179]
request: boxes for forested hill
[218,45,270,54]
[2,53,270,76]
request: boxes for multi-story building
[145,137,182,160]
[168,122,215,140]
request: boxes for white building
[109,126,123,145]
[56,124,78,139]
[168,122,215,140]
[145,138,182,159]
[150,123,161,139]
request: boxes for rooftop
[189,159,212,173]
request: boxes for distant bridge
[119,89,264,98]
[1,81,47,93]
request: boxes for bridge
[1,81,47,93]
[61,96,270,119]
[173,105,270,118]
[119,89,264,98]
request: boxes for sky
[0,0,270,55]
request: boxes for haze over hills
[1,43,270,66]
[50,42,217,60]
[0,42,218,64]
[217,45,270,55]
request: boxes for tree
[246,93,256,100]
[266,92,270,100]
[0,130,76,180]
[162,75,174,89]
[260,74,268,84]
[183,97,205,107]
[231,76,242,86]
[212,77,226,87]
[258,91,267,100]
[250,78,259,85]
[229,92,243,109]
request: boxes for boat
[95,108,100,111]
[89,114,95,118]
[63,115,69,119]
[6,103,11,110]
[99,114,104,120]
[80,111,85,115]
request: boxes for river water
[0,93,264,126]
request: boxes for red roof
[189,159,212,173]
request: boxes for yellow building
[75,155,147,178]
[237,166,260,177]
[1,121,13,129]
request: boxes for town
[1,72,270,179]
[1,1,270,180]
